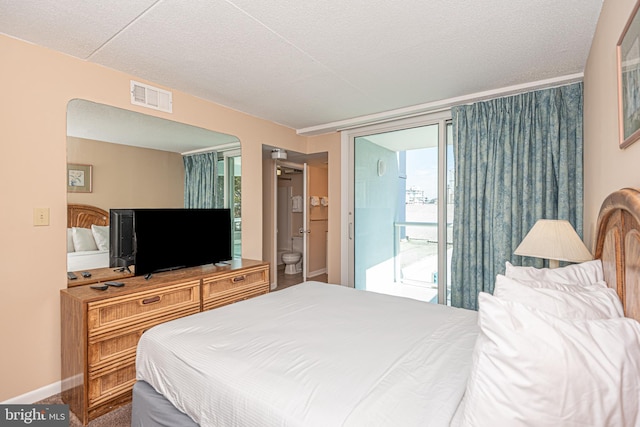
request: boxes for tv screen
[133,208,232,276]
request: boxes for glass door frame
[343,111,452,304]
[222,149,241,259]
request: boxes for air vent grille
[130,80,172,113]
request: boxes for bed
[67,204,110,272]
[133,188,640,427]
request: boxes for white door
[302,163,308,282]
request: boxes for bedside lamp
[514,219,593,268]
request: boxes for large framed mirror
[66,99,241,284]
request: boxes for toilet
[282,236,303,274]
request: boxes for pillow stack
[67,225,109,253]
[462,260,640,427]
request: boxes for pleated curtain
[450,82,584,310]
[183,152,218,209]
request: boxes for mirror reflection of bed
[66,204,134,286]
[67,204,109,270]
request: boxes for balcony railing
[393,221,452,288]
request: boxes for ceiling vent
[130,80,172,113]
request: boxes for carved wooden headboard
[67,204,109,229]
[594,188,640,322]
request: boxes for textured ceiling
[1,0,602,133]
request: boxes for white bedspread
[136,281,478,427]
[67,250,109,271]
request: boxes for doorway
[264,147,329,290]
[347,113,453,304]
[275,161,308,289]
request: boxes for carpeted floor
[36,394,131,427]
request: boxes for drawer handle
[142,296,161,305]
[232,275,246,283]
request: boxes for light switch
[33,208,50,226]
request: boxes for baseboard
[308,268,327,278]
[2,381,61,404]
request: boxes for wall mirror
[66,99,241,281]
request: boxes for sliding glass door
[348,114,453,304]
[218,151,242,259]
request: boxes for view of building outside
[396,143,454,302]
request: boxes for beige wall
[0,34,330,401]
[67,137,184,210]
[306,133,342,284]
[584,0,640,249]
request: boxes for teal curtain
[451,82,584,310]
[183,152,218,208]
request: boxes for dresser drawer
[88,307,200,369]
[88,362,136,408]
[202,266,268,297]
[202,266,269,311]
[203,283,269,311]
[87,280,200,336]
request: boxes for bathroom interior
[271,148,329,289]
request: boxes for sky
[405,145,454,200]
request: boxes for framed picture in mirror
[67,163,93,193]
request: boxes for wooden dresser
[61,259,270,425]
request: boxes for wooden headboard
[67,204,109,229]
[594,188,640,322]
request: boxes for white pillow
[509,277,608,291]
[72,227,98,252]
[67,228,75,253]
[462,293,640,427]
[91,225,109,251]
[505,259,603,285]
[493,274,623,319]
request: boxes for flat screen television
[109,208,232,276]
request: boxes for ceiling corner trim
[297,72,584,137]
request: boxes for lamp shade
[514,219,593,263]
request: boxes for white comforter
[67,250,109,271]
[136,281,478,427]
